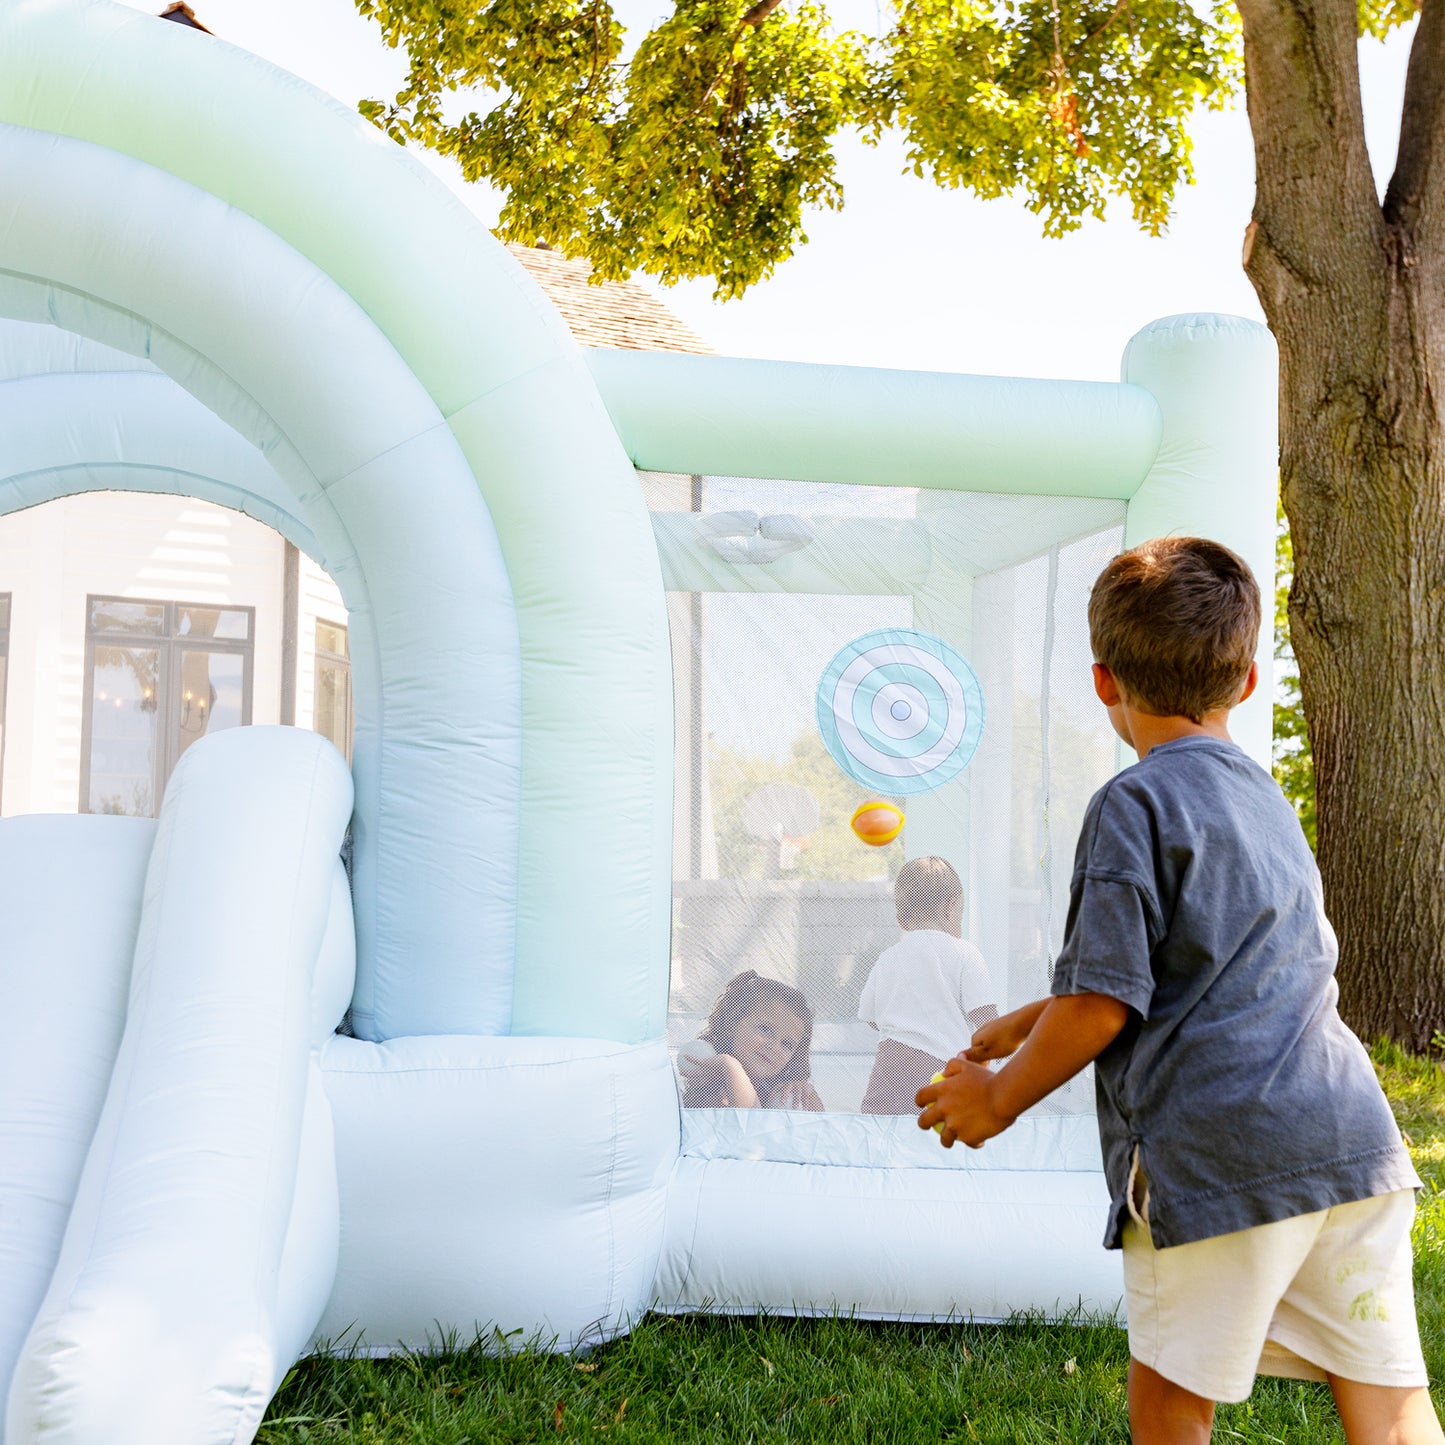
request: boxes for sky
[117,0,1416,382]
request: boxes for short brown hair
[1088,537,1260,723]
[894,856,963,929]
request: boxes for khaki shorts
[1121,1170,1426,1403]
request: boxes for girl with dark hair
[678,970,823,1111]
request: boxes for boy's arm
[964,996,1050,1061]
[917,993,1129,1148]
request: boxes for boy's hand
[964,1015,1019,1063]
[916,1058,1016,1149]
[942,993,1129,1140]
[964,997,1049,1063]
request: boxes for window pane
[87,645,160,816]
[176,650,246,760]
[314,657,352,761]
[315,620,348,658]
[89,599,166,636]
[176,606,250,642]
[0,594,9,630]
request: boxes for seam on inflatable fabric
[439,354,561,426]
[653,1302,1012,1326]
[0,270,318,490]
[319,412,461,495]
[319,1047,636,1076]
[4,365,164,383]
[252,741,330,1349]
[602,1073,620,1329]
[674,1149,1101,1177]
[432,343,571,1045]
[231,1350,272,1445]
[676,1158,708,1306]
[0,462,321,552]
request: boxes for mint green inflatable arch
[0,0,674,1044]
[0,327,322,554]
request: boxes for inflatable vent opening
[645,471,1123,1136]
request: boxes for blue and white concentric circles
[816,629,985,796]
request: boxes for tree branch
[1383,0,1445,262]
[742,0,785,24]
[1236,0,1384,304]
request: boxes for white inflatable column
[0,816,154,1439]
[7,727,353,1445]
[1121,314,1279,767]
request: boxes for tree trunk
[1239,0,1445,1050]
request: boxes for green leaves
[357,0,864,297]
[1357,0,1419,43]
[359,0,1409,292]
[870,0,1240,236]
[594,2,866,296]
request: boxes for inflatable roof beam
[585,348,1164,498]
[1120,313,1279,767]
[5,727,354,1445]
[589,310,1277,772]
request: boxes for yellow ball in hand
[930,1070,946,1134]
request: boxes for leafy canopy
[356,0,1416,297]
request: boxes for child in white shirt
[857,856,996,1114]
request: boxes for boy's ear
[1092,663,1122,707]
[1237,660,1259,704]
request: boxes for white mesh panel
[645,472,1123,1125]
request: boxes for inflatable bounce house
[0,1,1278,1438]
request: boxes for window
[81,596,254,816]
[313,618,352,763]
[0,594,9,810]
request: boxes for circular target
[816,629,985,795]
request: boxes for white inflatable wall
[5,728,353,1442]
[0,2,1279,1439]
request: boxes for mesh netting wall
[643,471,1124,1119]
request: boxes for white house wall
[0,492,286,814]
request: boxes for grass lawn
[258,1043,1444,1444]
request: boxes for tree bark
[1239,0,1445,1049]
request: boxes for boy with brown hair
[917,537,1441,1444]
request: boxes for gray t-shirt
[1051,736,1417,1249]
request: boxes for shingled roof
[507,244,714,356]
[157,3,213,32]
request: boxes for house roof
[507,245,714,356]
[157,3,213,32]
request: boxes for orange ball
[850,799,904,847]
